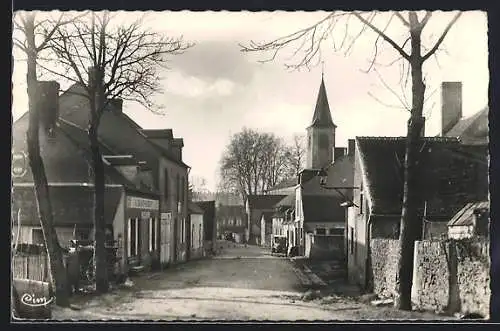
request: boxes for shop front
[125,195,160,270]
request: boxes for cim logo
[20,293,54,307]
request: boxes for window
[32,228,44,245]
[350,227,355,255]
[329,228,344,236]
[315,228,326,235]
[128,218,139,257]
[149,218,157,251]
[359,192,364,214]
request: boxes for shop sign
[161,212,171,221]
[127,196,159,210]
[141,211,151,219]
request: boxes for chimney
[38,81,60,134]
[441,82,463,136]
[348,139,355,156]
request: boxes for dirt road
[52,242,454,321]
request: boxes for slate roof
[140,129,174,140]
[448,201,489,227]
[188,201,204,215]
[12,185,122,227]
[57,119,159,196]
[309,77,336,129]
[302,195,346,223]
[445,107,488,145]
[275,193,296,208]
[57,83,189,169]
[266,177,298,193]
[216,205,246,219]
[247,195,288,210]
[356,136,489,218]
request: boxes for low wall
[370,239,399,298]
[412,239,490,317]
[305,234,344,260]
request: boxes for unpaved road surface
[52,243,454,321]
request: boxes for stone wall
[370,239,399,298]
[456,240,490,318]
[412,239,490,318]
[411,240,451,313]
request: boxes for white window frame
[149,218,157,252]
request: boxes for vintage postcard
[11,10,490,321]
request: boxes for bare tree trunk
[89,68,109,293]
[395,14,425,310]
[24,14,69,307]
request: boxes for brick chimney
[441,82,463,136]
[348,139,355,156]
[38,81,60,134]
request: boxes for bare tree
[12,11,83,307]
[288,134,306,176]
[43,12,193,293]
[240,10,462,310]
[219,128,292,202]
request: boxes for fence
[12,253,50,282]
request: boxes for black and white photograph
[10,9,492,321]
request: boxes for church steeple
[306,76,337,169]
[309,76,336,129]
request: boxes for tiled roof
[302,195,346,223]
[448,200,489,227]
[445,107,488,145]
[309,77,336,128]
[247,194,287,210]
[357,136,489,218]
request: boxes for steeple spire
[309,75,336,129]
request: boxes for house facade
[246,195,287,245]
[188,202,205,260]
[216,204,246,240]
[195,201,216,254]
[57,83,190,266]
[11,81,162,274]
[347,136,489,289]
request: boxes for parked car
[271,235,287,255]
[12,278,53,320]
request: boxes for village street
[52,241,454,321]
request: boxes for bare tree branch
[395,12,410,27]
[353,11,411,61]
[422,12,462,61]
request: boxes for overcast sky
[12,11,488,191]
